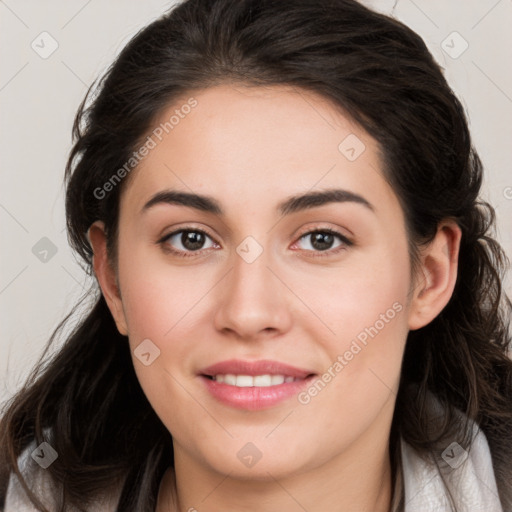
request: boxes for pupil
[183,231,204,250]
[312,232,333,251]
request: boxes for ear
[87,221,128,336]
[407,220,462,331]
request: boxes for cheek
[117,250,207,428]
[333,269,409,346]
[307,246,411,418]
[121,274,177,344]
[117,235,210,342]
[297,233,410,351]
[116,242,218,396]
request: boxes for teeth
[212,374,299,387]
[271,375,285,385]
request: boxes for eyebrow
[141,188,374,216]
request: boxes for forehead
[120,84,398,220]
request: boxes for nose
[213,243,293,340]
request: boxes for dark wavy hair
[1,0,511,510]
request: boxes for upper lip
[199,359,316,379]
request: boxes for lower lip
[199,375,316,410]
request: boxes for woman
[1,0,511,510]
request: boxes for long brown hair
[1,0,511,510]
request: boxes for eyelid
[157,221,216,240]
[294,223,353,242]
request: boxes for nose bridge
[230,236,276,307]
[214,235,291,337]
[232,242,271,295]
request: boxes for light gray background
[1,0,511,407]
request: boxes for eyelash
[157,226,353,259]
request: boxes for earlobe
[87,221,129,336]
[407,220,462,331]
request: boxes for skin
[89,84,461,512]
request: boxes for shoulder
[4,436,56,511]
[400,417,505,512]
[4,435,122,512]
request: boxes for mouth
[201,374,314,387]
[198,359,317,410]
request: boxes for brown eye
[179,231,207,250]
[160,229,218,257]
[294,229,353,256]
[307,232,336,251]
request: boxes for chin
[202,449,309,481]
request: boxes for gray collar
[391,423,504,512]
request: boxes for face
[99,84,421,479]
